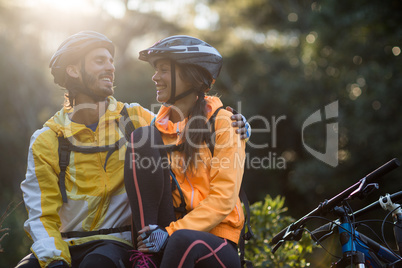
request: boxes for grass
[0,201,22,253]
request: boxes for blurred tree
[190,2,402,265]
[0,0,183,266]
[200,0,402,212]
[1,0,401,267]
[0,2,61,266]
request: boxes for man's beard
[82,71,114,99]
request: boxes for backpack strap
[150,116,156,126]
[58,137,125,203]
[58,137,71,203]
[240,185,254,241]
[61,225,131,239]
[207,106,224,156]
[119,105,136,142]
[169,169,187,218]
[57,105,135,203]
[239,184,254,268]
[208,107,254,267]
[63,138,125,153]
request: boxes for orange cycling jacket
[154,96,246,244]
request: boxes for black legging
[124,126,241,268]
[124,126,176,247]
[15,240,132,268]
[161,229,241,268]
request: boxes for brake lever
[271,223,304,253]
[360,183,379,198]
[347,177,367,200]
[271,240,284,254]
[347,177,379,200]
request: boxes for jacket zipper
[90,133,108,230]
[91,185,107,230]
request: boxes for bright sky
[15,0,216,32]
[14,0,214,58]
[18,0,125,18]
[17,0,204,20]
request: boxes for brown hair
[178,63,214,174]
[62,59,82,108]
[63,76,80,108]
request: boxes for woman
[124,35,246,268]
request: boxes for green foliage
[245,195,315,267]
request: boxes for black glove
[140,225,169,253]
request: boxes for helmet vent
[139,35,222,80]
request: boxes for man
[16,31,249,268]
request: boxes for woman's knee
[168,229,195,246]
[79,253,116,268]
[15,254,41,268]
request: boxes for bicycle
[270,158,402,267]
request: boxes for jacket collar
[45,96,123,138]
[154,96,223,136]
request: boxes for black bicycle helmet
[139,35,222,104]
[139,35,222,80]
[49,31,115,87]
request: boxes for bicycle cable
[355,219,395,244]
[304,227,342,259]
[381,205,402,259]
[285,215,342,259]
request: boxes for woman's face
[152,59,191,104]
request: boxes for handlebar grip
[271,227,287,246]
[365,158,400,183]
[310,221,337,242]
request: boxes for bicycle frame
[329,206,400,267]
[270,158,402,268]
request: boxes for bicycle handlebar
[310,190,402,243]
[271,158,400,248]
[365,158,401,183]
[354,190,402,218]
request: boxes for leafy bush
[245,195,315,267]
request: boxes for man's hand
[137,225,169,253]
[226,106,251,140]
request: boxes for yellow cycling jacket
[154,96,246,244]
[20,97,153,267]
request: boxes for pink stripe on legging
[131,132,145,229]
[178,239,228,268]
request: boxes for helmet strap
[164,61,197,106]
[165,61,177,105]
[174,88,197,102]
